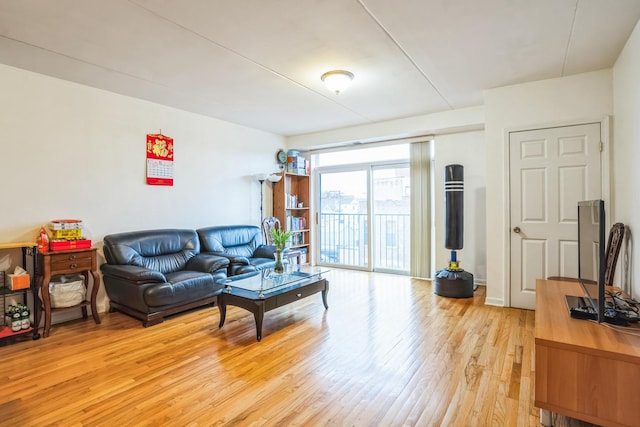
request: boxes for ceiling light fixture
[321,70,354,95]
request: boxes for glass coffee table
[217,266,329,341]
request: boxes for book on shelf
[286,233,304,246]
[286,216,307,231]
[286,150,310,175]
[286,194,298,208]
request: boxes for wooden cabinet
[273,172,311,264]
[535,279,640,426]
[38,248,101,338]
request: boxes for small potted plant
[271,228,291,273]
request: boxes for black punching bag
[444,164,464,251]
[434,164,474,298]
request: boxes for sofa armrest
[100,264,166,283]
[187,254,230,273]
[253,244,278,259]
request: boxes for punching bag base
[434,269,474,298]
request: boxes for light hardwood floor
[0,269,593,426]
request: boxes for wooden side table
[38,248,101,338]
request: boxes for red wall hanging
[146,133,174,186]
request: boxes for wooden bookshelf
[272,172,310,264]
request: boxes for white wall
[613,20,640,299]
[0,64,284,317]
[484,69,614,306]
[288,105,485,149]
[433,130,486,284]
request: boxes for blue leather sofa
[101,229,230,327]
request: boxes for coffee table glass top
[218,266,329,297]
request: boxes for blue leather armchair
[196,225,278,278]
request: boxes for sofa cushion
[144,271,221,307]
[251,257,278,271]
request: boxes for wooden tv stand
[535,279,640,426]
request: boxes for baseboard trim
[484,297,505,307]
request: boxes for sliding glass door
[372,165,410,272]
[318,169,369,269]
[317,163,409,273]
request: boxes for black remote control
[570,306,596,320]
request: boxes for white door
[509,123,602,309]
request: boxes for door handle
[513,226,521,234]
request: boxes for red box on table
[49,239,92,251]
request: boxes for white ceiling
[1,0,639,136]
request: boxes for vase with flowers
[271,228,291,273]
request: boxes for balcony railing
[319,212,410,272]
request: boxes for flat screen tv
[565,200,606,323]
[577,199,606,323]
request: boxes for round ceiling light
[321,70,354,95]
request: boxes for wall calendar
[146,133,174,186]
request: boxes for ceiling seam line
[356,0,453,110]
[561,0,580,76]
[0,35,171,88]
[128,0,376,123]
